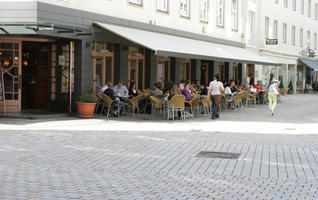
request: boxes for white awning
[94,22,279,66]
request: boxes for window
[157,0,168,12]
[308,0,312,17]
[283,23,287,43]
[180,0,190,18]
[217,0,225,27]
[292,0,296,11]
[291,26,295,45]
[314,33,317,50]
[315,3,318,20]
[274,0,278,4]
[300,28,303,47]
[265,17,269,38]
[307,30,311,47]
[248,11,256,45]
[128,0,142,6]
[200,0,208,22]
[301,0,304,14]
[273,20,278,39]
[284,0,288,8]
[231,0,238,30]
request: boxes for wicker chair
[127,94,143,117]
[185,96,200,117]
[283,88,289,96]
[150,96,165,116]
[246,92,259,107]
[169,94,186,120]
[200,97,210,116]
[94,92,103,115]
[101,94,120,118]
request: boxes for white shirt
[100,85,108,93]
[224,87,232,95]
[268,80,278,95]
[209,80,224,95]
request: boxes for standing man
[207,75,224,120]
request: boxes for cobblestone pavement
[0,94,318,199]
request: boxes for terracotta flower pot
[76,102,97,118]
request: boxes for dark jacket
[104,88,116,100]
[129,88,138,97]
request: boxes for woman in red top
[254,81,263,91]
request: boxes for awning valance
[299,58,318,71]
[94,22,279,66]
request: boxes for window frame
[291,26,296,45]
[217,0,225,27]
[199,0,209,23]
[314,33,317,50]
[248,10,256,45]
[300,28,304,47]
[231,0,239,30]
[265,17,269,38]
[301,0,304,15]
[292,0,296,11]
[273,20,278,39]
[315,3,318,20]
[307,30,311,48]
[284,0,288,8]
[128,0,142,6]
[157,0,169,13]
[180,0,191,18]
[283,23,287,43]
[308,0,312,17]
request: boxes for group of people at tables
[99,78,266,118]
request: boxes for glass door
[180,59,191,82]
[128,47,145,90]
[157,57,170,84]
[0,41,21,112]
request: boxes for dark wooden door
[34,46,49,109]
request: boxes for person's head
[117,80,123,88]
[223,81,228,86]
[185,83,191,90]
[230,80,235,87]
[214,74,219,81]
[170,84,180,95]
[257,81,261,86]
[195,80,200,85]
[179,83,185,91]
[107,81,113,89]
[153,83,159,90]
[129,82,136,90]
[269,73,275,84]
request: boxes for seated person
[103,82,124,117]
[150,83,163,96]
[99,82,108,93]
[113,80,129,98]
[224,86,232,95]
[229,79,237,93]
[200,85,208,96]
[180,83,192,101]
[128,82,138,98]
[167,84,181,119]
[254,81,263,91]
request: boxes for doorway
[22,42,50,110]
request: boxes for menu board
[0,69,3,102]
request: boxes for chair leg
[107,107,110,118]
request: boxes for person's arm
[276,84,280,95]
[207,84,212,100]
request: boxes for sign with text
[266,39,278,45]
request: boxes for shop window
[92,42,114,91]
[180,0,190,18]
[200,0,208,23]
[217,0,224,27]
[157,0,168,12]
[128,47,145,89]
[157,57,170,84]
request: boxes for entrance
[22,42,50,110]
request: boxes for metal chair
[101,94,120,118]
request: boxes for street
[1,94,318,200]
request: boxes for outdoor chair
[150,96,165,117]
[283,88,289,96]
[246,92,259,107]
[168,94,186,120]
[185,96,200,117]
[200,97,210,116]
[126,94,143,118]
[137,89,144,95]
[94,92,103,115]
[101,94,121,118]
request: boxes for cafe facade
[0,1,277,113]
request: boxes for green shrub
[79,93,98,103]
[279,81,284,90]
[288,80,293,90]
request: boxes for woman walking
[265,73,280,116]
[208,74,224,120]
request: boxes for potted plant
[76,93,98,118]
[288,80,293,94]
